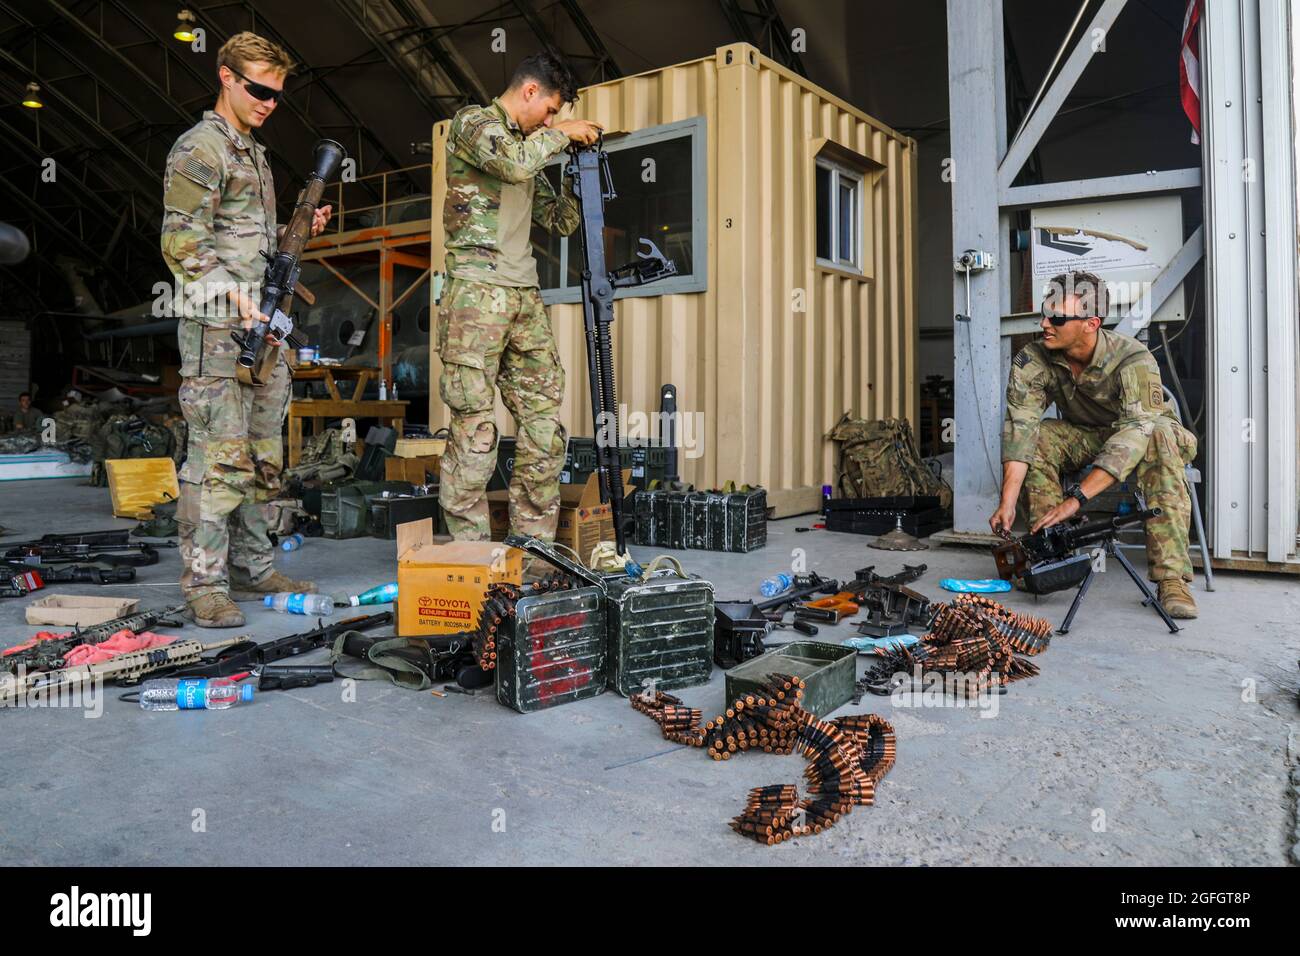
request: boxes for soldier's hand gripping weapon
[567,137,678,553]
[992,508,1179,634]
[234,138,346,386]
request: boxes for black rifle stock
[234,138,346,386]
[566,138,677,553]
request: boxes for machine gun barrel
[1057,507,1162,550]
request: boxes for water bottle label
[177,679,208,709]
[287,593,308,614]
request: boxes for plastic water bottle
[264,592,334,616]
[347,582,398,607]
[280,533,305,552]
[759,573,794,598]
[138,677,254,711]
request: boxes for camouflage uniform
[438,99,579,540]
[1002,328,1198,581]
[161,110,289,598]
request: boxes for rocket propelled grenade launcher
[567,137,678,553]
[234,138,347,386]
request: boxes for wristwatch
[1064,483,1089,507]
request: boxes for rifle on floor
[117,610,394,685]
[0,636,242,706]
[2,603,188,674]
[567,137,678,553]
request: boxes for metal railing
[316,163,433,236]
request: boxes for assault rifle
[992,508,1178,634]
[233,138,346,386]
[0,636,241,706]
[119,610,393,684]
[2,603,188,674]
[4,540,172,567]
[567,138,678,553]
[0,556,137,595]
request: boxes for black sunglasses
[1040,307,1097,327]
[229,67,285,103]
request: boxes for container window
[815,159,863,273]
[815,166,832,260]
[535,116,708,303]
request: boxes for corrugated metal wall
[1202,0,1300,567]
[428,43,918,516]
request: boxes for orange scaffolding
[301,163,432,386]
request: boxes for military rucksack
[90,415,179,486]
[826,413,952,510]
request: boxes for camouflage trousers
[1021,418,1198,581]
[176,361,291,598]
[437,277,566,541]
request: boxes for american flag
[1180,0,1202,144]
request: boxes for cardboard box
[557,470,631,559]
[394,437,447,458]
[25,594,139,628]
[395,518,522,635]
[485,470,631,560]
[385,454,441,484]
[487,490,511,541]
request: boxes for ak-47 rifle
[233,138,346,386]
[992,507,1179,634]
[2,602,188,674]
[567,138,678,553]
[0,636,241,706]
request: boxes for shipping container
[427,42,919,516]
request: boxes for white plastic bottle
[263,592,334,616]
[139,677,254,711]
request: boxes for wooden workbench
[287,395,408,467]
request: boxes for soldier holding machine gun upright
[988,270,1200,619]
[161,33,331,627]
[437,54,601,542]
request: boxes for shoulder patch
[1148,381,1164,409]
[1013,349,1031,369]
[178,156,218,188]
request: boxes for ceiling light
[174,9,197,42]
[21,81,42,109]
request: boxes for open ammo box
[495,586,608,714]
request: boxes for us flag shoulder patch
[179,156,217,187]
[1014,350,1031,369]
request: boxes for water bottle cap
[263,595,273,606]
[241,684,255,702]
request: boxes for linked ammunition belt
[631,676,897,845]
[856,594,1052,700]
[469,572,579,672]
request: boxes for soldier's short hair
[509,53,578,105]
[217,31,295,77]
[1043,270,1109,320]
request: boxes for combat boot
[229,570,319,602]
[1157,579,1198,619]
[188,592,246,628]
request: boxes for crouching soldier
[989,271,1200,618]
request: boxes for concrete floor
[1,476,1297,866]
